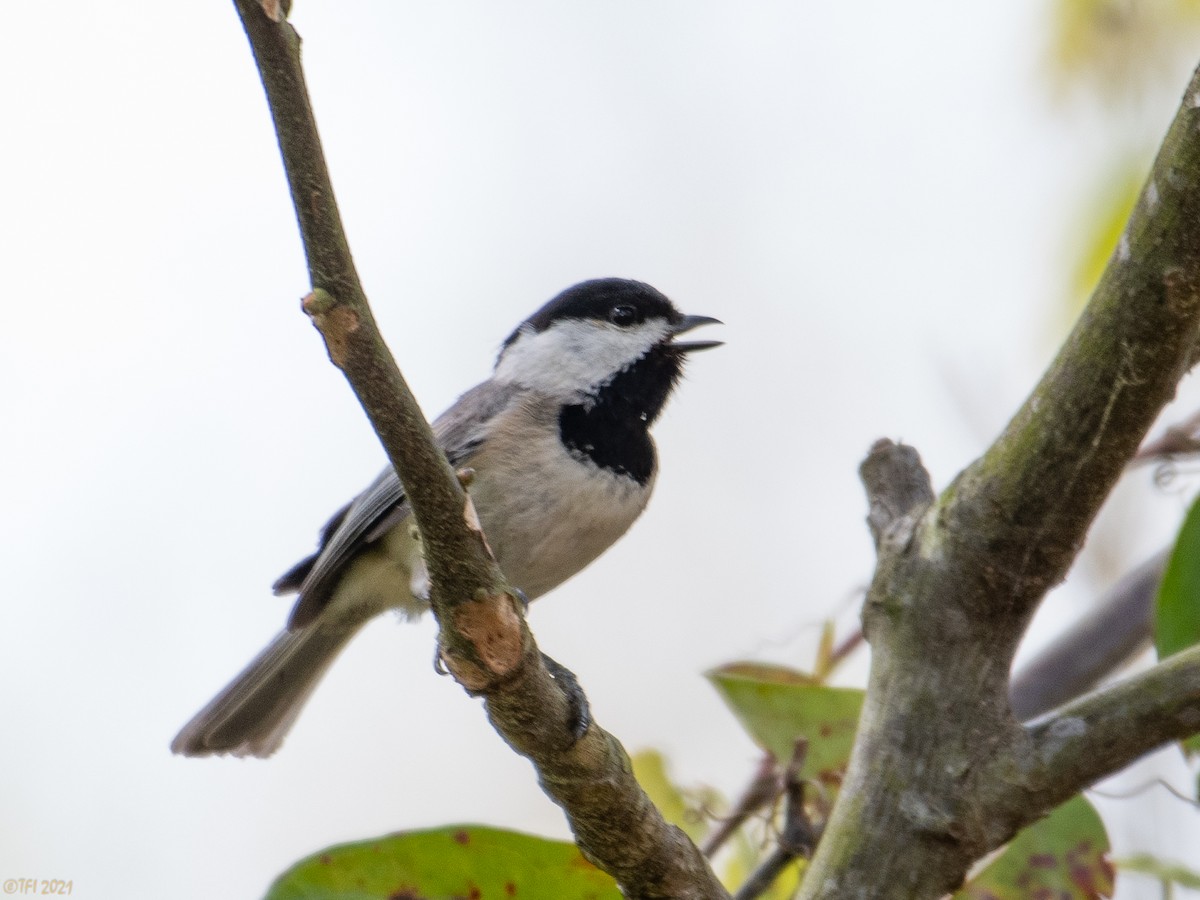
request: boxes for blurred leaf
[264,825,620,900]
[1154,493,1200,754]
[1048,0,1139,84]
[721,846,751,894]
[631,749,710,843]
[1155,494,1200,657]
[1046,0,1200,98]
[708,662,863,783]
[769,859,803,899]
[954,795,1113,899]
[1065,160,1145,321]
[1118,854,1200,889]
[812,621,837,681]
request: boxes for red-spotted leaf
[264,825,620,900]
[954,795,1113,899]
[707,662,863,782]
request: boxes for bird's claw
[541,652,591,742]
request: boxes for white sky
[1,3,1198,898]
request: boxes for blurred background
[2,1,1200,897]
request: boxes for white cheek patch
[494,319,671,399]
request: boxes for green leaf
[1155,495,1200,658]
[954,795,1113,899]
[264,825,621,900]
[707,662,863,782]
[1118,853,1200,889]
[1045,0,1200,99]
[1067,161,1145,318]
[1154,493,1200,754]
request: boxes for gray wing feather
[281,380,520,627]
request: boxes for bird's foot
[541,652,591,742]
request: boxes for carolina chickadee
[171,278,720,757]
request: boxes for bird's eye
[609,305,638,327]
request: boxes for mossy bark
[800,66,1200,900]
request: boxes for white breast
[465,399,655,599]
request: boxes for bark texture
[799,65,1200,899]
[232,3,728,896]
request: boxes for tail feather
[171,624,359,758]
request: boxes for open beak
[669,314,723,353]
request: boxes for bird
[171,278,721,757]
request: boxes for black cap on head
[503,279,681,351]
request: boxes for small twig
[702,753,781,858]
[1130,407,1200,465]
[1088,778,1200,809]
[825,628,864,673]
[734,741,817,900]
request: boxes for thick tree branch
[231,3,726,896]
[799,65,1200,900]
[944,127,1200,637]
[1013,646,1200,812]
[1009,403,1200,718]
[1007,405,1200,721]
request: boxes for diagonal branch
[942,113,1200,636]
[233,0,488,604]
[1017,646,1200,810]
[799,62,1200,900]
[231,3,727,897]
[1009,405,1200,721]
